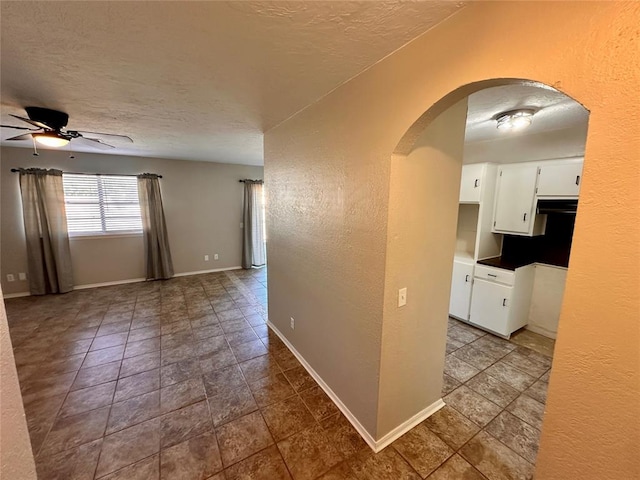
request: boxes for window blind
[62,174,142,235]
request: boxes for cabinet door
[449,261,474,320]
[459,164,485,203]
[469,278,512,336]
[537,161,583,197]
[493,165,539,234]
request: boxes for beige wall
[0,147,263,295]
[377,98,467,437]
[0,284,37,479]
[265,1,639,477]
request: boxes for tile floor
[6,268,554,480]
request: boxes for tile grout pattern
[6,268,554,480]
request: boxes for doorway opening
[391,78,589,473]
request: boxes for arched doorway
[377,79,589,474]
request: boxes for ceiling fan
[1,107,133,150]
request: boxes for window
[62,174,142,236]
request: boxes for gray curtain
[137,174,174,280]
[242,180,266,269]
[18,168,74,294]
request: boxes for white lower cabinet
[449,260,474,321]
[468,264,535,337]
[469,279,512,336]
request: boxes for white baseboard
[525,324,557,339]
[3,267,243,299]
[374,398,445,452]
[267,321,444,452]
[173,266,242,277]
[73,278,147,290]
[3,291,31,299]
[267,321,378,450]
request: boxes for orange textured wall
[265,1,639,477]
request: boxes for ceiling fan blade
[9,114,51,130]
[73,130,133,143]
[1,124,38,131]
[75,136,116,149]
[5,133,33,141]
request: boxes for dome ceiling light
[495,109,535,131]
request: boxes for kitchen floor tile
[99,455,160,480]
[160,400,213,449]
[216,410,274,467]
[277,424,342,480]
[224,444,292,480]
[486,411,541,464]
[460,431,534,480]
[160,430,223,480]
[421,405,480,450]
[444,386,502,427]
[261,395,316,441]
[39,406,110,456]
[96,417,161,478]
[392,422,454,477]
[107,389,160,434]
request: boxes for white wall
[0,147,263,295]
[528,264,567,338]
[455,204,479,258]
[464,124,588,165]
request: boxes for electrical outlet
[214,254,219,260]
[290,317,295,330]
[18,273,27,281]
[398,287,407,307]
[6,274,15,282]
[204,255,209,261]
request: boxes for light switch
[398,288,407,307]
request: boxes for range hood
[537,199,578,214]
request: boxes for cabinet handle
[503,299,507,307]
[576,175,580,186]
[487,273,497,278]
[523,213,527,222]
[465,275,470,282]
[474,179,479,188]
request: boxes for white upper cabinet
[536,158,584,197]
[492,164,545,236]
[459,163,486,203]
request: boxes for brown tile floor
[6,269,553,480]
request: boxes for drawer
[474,265,515,286]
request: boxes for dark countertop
[477,256,534,271]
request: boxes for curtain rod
[10,169,162,178]
[238,179,263,183]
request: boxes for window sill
[69,233,143,240]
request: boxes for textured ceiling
[0,1,464,165]
[465,84,589,144]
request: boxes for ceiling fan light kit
[34,131,70,147]
[1,107,133,150]
[496,108,535,131]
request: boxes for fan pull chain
[68,143,75,159]
[31,136,39,156]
